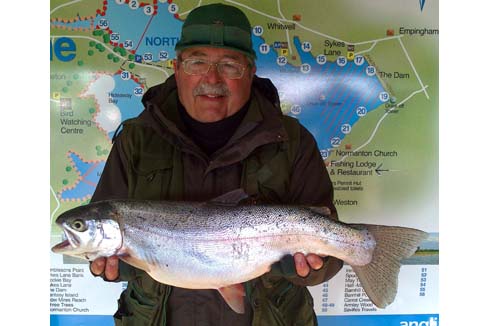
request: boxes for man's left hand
[293,253,324,277]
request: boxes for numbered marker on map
[320,149,330,159]
[316,54,327,65]
[115,0,125,4]
[134,87,144,97]
[159,51,169,61]
[124,40,134,49]
[98,19,109,29]
[168,3,179,14]
[300,63,311,74]
[366,65,376,76]
[354,55,365,66]
[330,137,341,147]
[121,71,131,80]
[144,5,155,16]
[143,53,153,62]
[291,105,302,115]
[129,0,139,10]
[336,56,347,67]
[110,33,120,42]
[159,0,167,3]
[259,44,270,54]
[356,106,367,117]
[253,26,264,36]
[276,56,287,66]
[341,124,352,134]
[301,41,312,52]
[379,92,389,102]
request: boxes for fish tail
[351,224,428,308]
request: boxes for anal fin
[217,283,246,314]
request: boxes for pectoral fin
[217,284,246,314]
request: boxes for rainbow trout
[52,191,427,313]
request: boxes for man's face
[174,47,256,123]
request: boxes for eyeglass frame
[178,57,251,79]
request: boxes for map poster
[50,1,439,325]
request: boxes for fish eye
[71,219,87,232]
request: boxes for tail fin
[351,224,428,308]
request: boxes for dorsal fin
[307,206,332,216]
[207,189,250,206]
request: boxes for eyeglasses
[180,58,247,79]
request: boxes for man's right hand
[90,256,119,281]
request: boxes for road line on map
[226,0,403,47]
[50,186,61,223]
[335,86,428,163]
[50,0,82,15]
[180,0,203,16]
[397,85,428,107]
[135,14,156,52]
[51,35,167,74]
[354,41,378,55]
[398,37,429,99]
[276,0,293,54]
[353,35,402,46]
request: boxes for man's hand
[293,253,324,277]
[90,256,119,281]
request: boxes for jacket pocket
[114,286,154,326]
[244,144,291,204]
[274,285,317,326]
[251,280,317,326]
[128,153,173,200]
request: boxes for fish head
[51,201,123,261]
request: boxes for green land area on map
[50,0,438,232]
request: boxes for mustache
[193,83,231,97]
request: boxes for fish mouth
[51,228,79,253]
[51,239,72,253]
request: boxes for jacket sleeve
[274,124,343,286]
[91,136,129,202]
[90,134,137,282]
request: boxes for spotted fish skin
[52,198,427,310]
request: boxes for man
[90,3,343,325]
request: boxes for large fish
[52,190,427,313]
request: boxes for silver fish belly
[52,198,427,311]
[116,201,375,289]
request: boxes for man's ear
[250,64,257,77]
[173,59,178,74]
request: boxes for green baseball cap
[175,3,256,60]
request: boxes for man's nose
[204,64,222,83]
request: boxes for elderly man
[90,3,342,326]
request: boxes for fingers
[90,256,119,281]
[105,256,120,281]
[306,254,324,270]
[294,253,324,277]
[294,253,309,277]
[90,257,107,276]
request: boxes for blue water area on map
[54,6,387,155]
[253,35,386,155]
[60,152,106,200]
[107,74,145,139]
[102,2,183,59]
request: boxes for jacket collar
[137,75,289,169]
